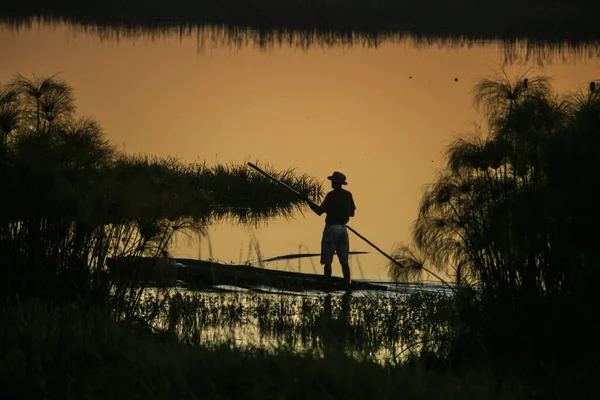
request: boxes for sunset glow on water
[2,21,598,280]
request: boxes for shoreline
[1,1,599,43]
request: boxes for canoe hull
[106,257,386,292]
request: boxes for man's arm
[349,193,356,217]
[302,193,328,216]
[308,201,324,215]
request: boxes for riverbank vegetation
[3,71,600,398]
[389,72,600,368]
[0,73,322,306]
[4,299,599,399]
[2,0,597,41]
[3,0,599,66]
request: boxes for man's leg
[320,226,334,281]
[337,227,351,287]
[324,263,332,278]
[341,263,351,287]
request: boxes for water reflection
[1,16,598,281]
[1,17,600,66]
[145,288,452,364]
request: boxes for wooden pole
[246,162,454,292]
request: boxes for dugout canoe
[106,256,387,292]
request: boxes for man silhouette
[302,171,356,287]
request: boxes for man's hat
[327,171,347,185]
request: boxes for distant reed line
[2,16,600,65]
[0,0,597,37]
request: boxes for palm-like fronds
[473,69,552,126]
[387,72,600,363]
[58,117,115,168]
[446,134,489,173]
[9,73,75,133]
[566,79,600,123]
[1,75,323,305]
[387,244,428,282]
[0,86,21,154]
[394,73,587,292]
[38,85,76,127]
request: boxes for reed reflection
[1,18,600,65]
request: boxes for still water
[1,21,599,281]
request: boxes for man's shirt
[320,188,356,225]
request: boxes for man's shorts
[320,224,350,265]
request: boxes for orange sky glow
[1,22,599,281]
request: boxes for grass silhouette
[1,0,599,65]
[389,70,600,367]
[3,68,600,396]
[0,73,323,308]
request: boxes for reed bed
[135,289,454,364]
[1,0,597,40]
[388,71,600,367]
[2,298,596,399]
[0,73,322,312]
[3,60,600,400]
[2,15,600,66]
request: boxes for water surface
[1,21,598,280]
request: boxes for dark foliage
[390,71,600,368]
[0,73,322,307]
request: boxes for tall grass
[139,290,453,363]
[3,15,600,67]
[0,73,323,315]
[7,299,577,400]
[389,71,600,367]
[1,0,597,39]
